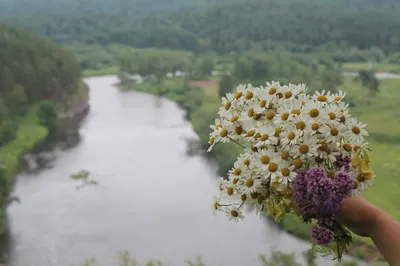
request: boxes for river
[1,76,360,266]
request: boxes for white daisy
[276,165,297,186]
[225,207,245,222]
[292,135,320,159]
[345,117,369,142]
[332,90,346,103]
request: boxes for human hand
[336,196,381,237]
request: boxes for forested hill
[0,0,224,16]
[0,0,399,54]
[0,24,81,103]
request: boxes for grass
[342,62,400,73]
[0,106,47,179]
[83,66,119,77]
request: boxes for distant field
[342,62,400,73]
[342,77,400,221]
[83,66,119,77]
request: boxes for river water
[1,76,358,266]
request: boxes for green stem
[227,136,246,148]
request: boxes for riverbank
[0,80,90,235]
[117,76,396,264]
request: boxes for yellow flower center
[274,128,281,137]
[287,131,295,140]
[241,194,247,201]
[281,151,289,160]
[268,102,274,109]
[293,158,303,168]
[252,146,258,152]
[245,91,253,100]
[220,128,228,137]
[296,121,306,130]
[254,133,261,139]
[277,92,283,98]
[309,109,319,118]
[328,112,336,120]
[317,95,327,102]
[243,159,250,166]
[213,202,218,210]
[330,127,339,136]
[216,124,222,129]
[232,177,239,184]
[269,87,276,95]
[281,168,290,176]
[352,126,361,135]
[311,123,319,131]
[235,91,242,100]
[340,115,346,122]
[266,111,275,120]
[231,115,239,122]
[285,91,292,99]
[292,109,300,115]
[343,143,352,152]
[327,171,335,179]
[353,145,360,152]
[235,126,243,135]
[247,108,254,117]
[224,101,231,110]
[334,96,341,102]
[219,183,223,191]
[319,142,328,151]
[233,168,242,175]
[269,163,278,172]
[261,155,270,165]
[245,178,254,187]
[260,134,269,141]
[260,99,267,108]
[315,156,324,163]
[281,112,289,121]
[227,187,234,195]
[253,113,262,120]
[209,136,215,144]
[247,130,255,137]
[299,144,309,154]
[230,210,239,217]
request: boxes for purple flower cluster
[312,226,334,244]
[293,166,354,245]
[334,155,352,172]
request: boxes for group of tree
[222,52,343,93]
[0,0,399,56]
[0,24,81,146]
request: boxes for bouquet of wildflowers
[208,81,375,261]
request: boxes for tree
[252,58,269,80]
[4,85,29,117]
[37,101,58,140]
[218,75,234,98]
[355,70,380,97]
[233,58,252,80]
[0,119,17,146]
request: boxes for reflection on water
[1,76,350,266]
